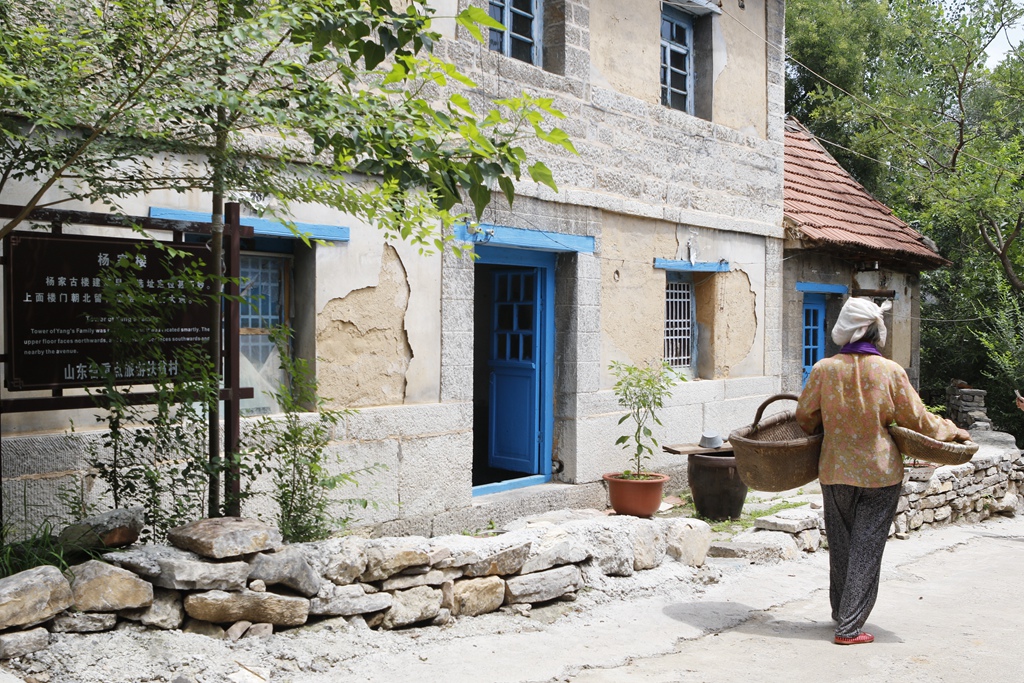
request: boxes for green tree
[785,0,891,191]
[2,0,575,516]
[809,0,1024,292]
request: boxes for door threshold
[472,474,550,497]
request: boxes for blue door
[488,269,541,473]
[802,293,826,385]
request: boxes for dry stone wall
[893,430,1023,537]
[946,384,991,430]
[0,512,713,660]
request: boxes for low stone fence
[0,512,714,660]
[893,430,1023,537]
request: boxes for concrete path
[318,514,1024,683]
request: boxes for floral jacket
[796,353,960,488]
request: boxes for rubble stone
[168,518,283,559]
[0,565,73,630]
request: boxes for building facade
[1,0,788,536]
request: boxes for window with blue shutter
[802,293,826,385]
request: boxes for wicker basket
[729,394,822,492]
[889,425,978,466]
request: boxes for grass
[0,522,102,579]
[659,491,812,535]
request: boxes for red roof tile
[784,118,947,269]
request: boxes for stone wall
[892,431,1022,538]
[946,384,990,430]
[0,513,713,660]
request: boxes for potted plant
[603,360,683,516]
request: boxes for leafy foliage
[786,0,1024,433]
[0,521,102,578]
[609,361,682,479]
[246,326,383,543]
[785,0,890,191]
[973,290,1024,436]
[0,0,575,252]
[78,243,222,542]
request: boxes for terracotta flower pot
[602,472,670,517]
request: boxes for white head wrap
[832,297,892,347]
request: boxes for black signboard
[4,232,215,391]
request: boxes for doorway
[472,247,555,493]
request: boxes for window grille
[660,5,694,114]
[488,0,539,65]
[664,272,693,368]
[238,254,290,414]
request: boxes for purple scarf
[839,340,882,356]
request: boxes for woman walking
[796,297,969,645]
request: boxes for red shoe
[834,632,874,645]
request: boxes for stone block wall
[892,431,1022,538]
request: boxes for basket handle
[751,393,801,430]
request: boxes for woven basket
[729,394,822,492]
[889,425,978,466]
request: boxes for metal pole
[224,203,242,516]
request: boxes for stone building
[1,0,789,536]
[781,117,948,394]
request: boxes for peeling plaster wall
[3,0,788,535]
[599,216,766,385]
[317,244,413,408]
[711,0,768,137]
[313,218,442,406]
[695,270,758,379]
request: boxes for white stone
[360,538,432,581]
[562,519,634,576]
[452,576,505,617]
[247,546,321,597]
[794,528,821,552]
[504,565,583,605]
[50,611,118,633]
[119,587,184,630]
[309,583,393,616]
[381,568,462,591]
[67,560,153,612]
[0,565,73,630]
[629,518,667,571]
[723,529,799,563]
[380,586,442,630]
[431,532,535,577]
[104,545,249,591]
[323,536,368,585]
[168,517,283,559]
[665,518,712,567]
[519,527,589,575]
[753,507,820,533]
[184,589,309,627]
[0,627,49,659]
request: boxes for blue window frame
[488,0,540,65]
[661,4,694,114]
[802,293,826,385]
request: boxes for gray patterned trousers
[822,482,902,639]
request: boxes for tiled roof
[784,117,948,269]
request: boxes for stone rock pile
[0,512,713,660]
[946,384,990,430]
[708,506,825,563]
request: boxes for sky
[986,21,1024,68]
